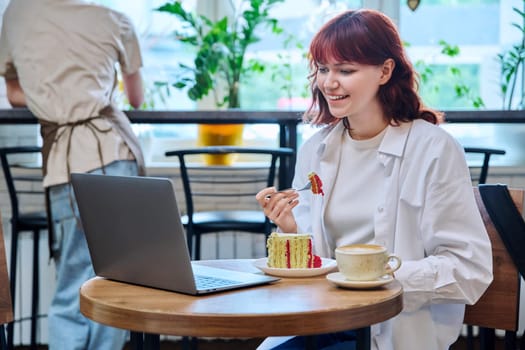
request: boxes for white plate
[326,272,394,289]
[253,258,337,277]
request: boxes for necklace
[342,117,355,138]
[342,117,350,130]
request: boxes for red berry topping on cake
[313,255,322,268]
[308,172,324,196]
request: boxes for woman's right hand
[255,187,299,233]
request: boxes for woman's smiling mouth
[326,94,349,101]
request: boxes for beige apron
[39,104,146,259]
[39,104,146,179]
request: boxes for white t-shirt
[325,127,386,250]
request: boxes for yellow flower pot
[197,124,244,165]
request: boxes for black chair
[464,147,506,185]
[164,146,295,260]
[462,147,508,350]
[456,187,524,350]
[0,146,47,350]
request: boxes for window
[400,0,525,167]
[72,1,525,166]
[94,0,367,164]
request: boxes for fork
[265,182,311,199]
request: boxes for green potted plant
[156,0,284,164]
[498,0,525,110]
[414,40,485,110]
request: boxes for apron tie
[39,114,112,180]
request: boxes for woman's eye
[318,67,328,73]
[340,69,355,75]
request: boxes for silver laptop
[71,173,279,295]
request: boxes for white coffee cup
[335,244,402,281]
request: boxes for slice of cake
[308,172,324,196]
[266,232,322,268]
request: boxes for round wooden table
[79,259,403,350]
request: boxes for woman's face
[316,60,392,120]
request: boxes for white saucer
[326,272,394,289]
[253,258,337,278]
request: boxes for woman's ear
[379,58,395,85]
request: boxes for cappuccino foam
[338,244,385,254]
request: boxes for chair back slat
[165,147,295,217]
[0,147,44,219]
[463,187,523,331]
[464,147,506,185]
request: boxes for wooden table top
[79,259,403,338]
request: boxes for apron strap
[39,115,112,178]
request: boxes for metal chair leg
[466,325,474,350]
[7,227,18,350]
[30,229,40,350]
[6,227,42,350]
[0,324,7,350]
[181,336,198,350]
[185,228,194,260]
[479,327,495,350]
[504,330,516,350]
[130,331,143,350]
[144,333,160,350]
[195,233,202,261]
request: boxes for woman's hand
[255,187,299,233]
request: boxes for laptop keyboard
[195,275,240,290]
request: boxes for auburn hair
[303,9,442,126]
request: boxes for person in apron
[0,1,146,349]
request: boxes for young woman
[255,9,492,350]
